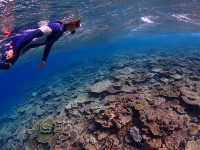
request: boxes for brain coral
[34,118,55,143]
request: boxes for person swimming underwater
[0,19,81,70]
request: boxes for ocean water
[0,0,200,150]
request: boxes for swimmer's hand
[39,60,45,68]
[6,49,14,60]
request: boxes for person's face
[67,25,77,32]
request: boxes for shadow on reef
[0,46,200,150]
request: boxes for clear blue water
[1,34,200,116]
[0,1,200,149]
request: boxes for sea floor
[0,46,200,150]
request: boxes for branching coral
[139,104,189,149]
[95,94,138,129]
[100,134,121,150]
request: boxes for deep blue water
[1,34,200,116]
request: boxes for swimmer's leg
[0,29,43,70]
[13,29,43,52]
[1,29,43,69]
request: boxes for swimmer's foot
[6,49,14,60]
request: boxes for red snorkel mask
[68,19,81,28]
[67,19,81,34]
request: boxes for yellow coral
[189,123,199,136]
[93,109,100,114]
[134,104,143,110]
[104,110,115,118]
[139,99,147,106]
[176,107,185,114]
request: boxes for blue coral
[129,126,142,143]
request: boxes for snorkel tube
[69,19,81,27]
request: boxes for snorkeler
[0,19,81,70]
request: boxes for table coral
[68,129,79,145]
[110,67,134,80]
[107,79,136,94]
[90,80,111,93]
[180,87,200,108]
[49,116,81,150]
[160,90,180,98]
[49,133,59,147]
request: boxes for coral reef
[15,143,24,150]
[185,139,200,150]
[129,126,142,143]
[1,47,200,150]
[160,89,180,98]
[139,103,190,149]
[107,79,136,94]
[90,80,111,93]
[95,94,138,129]
[48,110,83,150]
[180,87,200,108]
[34,118,55,143]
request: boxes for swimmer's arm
[40,42,54,67]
